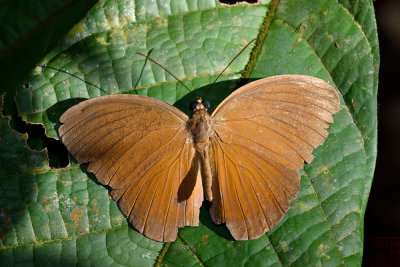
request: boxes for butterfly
[58,71,340,242]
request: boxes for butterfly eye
[189,101,197,111]
[202,100,210,109]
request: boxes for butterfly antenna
[136,52,197,99]
[202,38,256,99]
[37,65,107,94]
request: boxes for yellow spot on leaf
[118,2,135,26]
[154,15,168,29]
[96,36,109,46]
[309,14,317,21]
[67,23,85,39]
[296,200,312,211]
[319,243,329,251]
[62,179,72,186]
[280,241,289,252]
[321,166,329,174]
[70,208,83,228]
[111,216,123,226]
[201,235,209,245]
[322,253,331,260]
[125,24,148,48]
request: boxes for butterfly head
[190,98,210,111]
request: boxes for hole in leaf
[10,106,69,169]
[218,0,259,5]
[22,83,31,89]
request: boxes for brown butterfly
[59,71,340,242]
[58,39,341,242]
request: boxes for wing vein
[216,108,326,139]
[259,97,336,114]
[231,118,314,154]
[161,167,174,240]
[244,87,339,106]
[218,127,302,166]
[129,141,188,220]
[216,107,328,139]
[61,106,134,138]
[215,140,291,214]
[105,128,183,186]
[244,153,288,213]
[234,143,297,198]
[225,141,268,232]
[218,140,249,238]
[63,109,144,147]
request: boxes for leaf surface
[2,0,378,266]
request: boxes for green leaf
[2,0,378,266]
[0,0,97,115]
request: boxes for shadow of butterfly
[58,74,340,242]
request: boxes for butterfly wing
[209,75,340,240]
[59,94,203,242]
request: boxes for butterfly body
[59,75,340,242]
[187,98,215,201]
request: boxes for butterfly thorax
[188,109,214,150]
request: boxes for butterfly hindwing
[209,75,340,240]
[209,137,300,240]
[59,95,203,242]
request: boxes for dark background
[364,0,400,265]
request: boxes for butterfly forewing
[209,75,340,240]
[59,95,203,242]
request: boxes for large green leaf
[0,0,97,115]
[1,0,378,266]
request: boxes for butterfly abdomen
[198,149,213,201]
